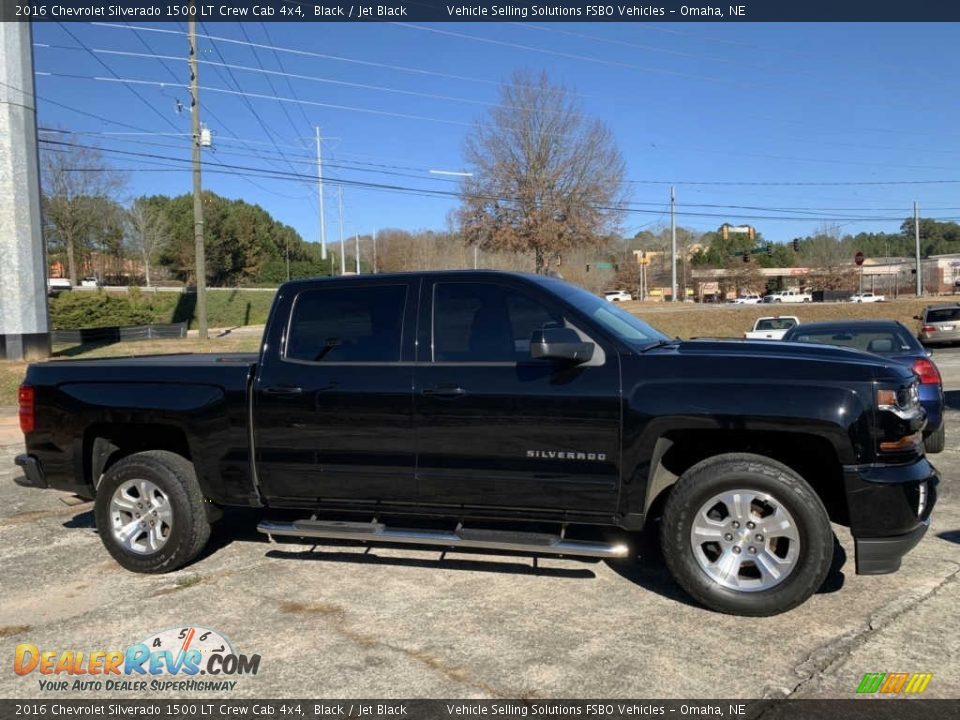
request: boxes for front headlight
[877,382,921,419]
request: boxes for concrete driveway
[1,358,957,700]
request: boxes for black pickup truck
[15,271,937,615]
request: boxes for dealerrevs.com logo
[14,626,260,692]
[856,672,933,695]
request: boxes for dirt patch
[275,598,532,697]
[0,625,30,638]
[0,504,93,527]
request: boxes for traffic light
[586,264,591,272]
[792,239,800,252]
[766,244,773,255]
[742,252,750,263]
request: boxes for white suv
[604,290,633,303]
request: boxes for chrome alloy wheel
[690,489,800,592]
[109,479,173,555]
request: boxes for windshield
[549,282,668,349]
[788,328,920,354]
[756,318,797,331]
[926,308,960,323]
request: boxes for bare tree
[126,198,170,286]
[458,71,626,274]
[41,137,126,284]
[804,222,856,290]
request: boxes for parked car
[729,293,762,305]
[15,271,937,616]
[604,290,633,303]
[47,278,71,296]
[80,276,101,288]
[783,320,945,453]
[849,292,885,303]
[917,304,960,346]
[763,289,812,303]
[743,316,800,340]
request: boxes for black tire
[94,450,211,573]
[660,453,833,616]
[924,425,946,454]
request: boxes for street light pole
[338,185,345,276]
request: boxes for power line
[259,22,315,138]
[54,22,180,132]
[39,137,960,224]
[46,70,476,127]
[92,21,557,95]
[92,47,520,110]
[199,21,311,190]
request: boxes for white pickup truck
[763,289,812,303]
[744,316,800,340]
[849,292,885,303]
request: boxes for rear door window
[286,285,407,363]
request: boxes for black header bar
[1,699,957,720]
[2,0,959,23]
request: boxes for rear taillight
[921,325,936,333]
[18,385,35,434]
[913,358,941,385]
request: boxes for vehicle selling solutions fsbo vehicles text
[446,6,669,18]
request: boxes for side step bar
[257,519,629,559]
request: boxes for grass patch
[0,362,26,408]
[628,296,952,340]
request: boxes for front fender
[619,379,871,520]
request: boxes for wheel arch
[85,423,192,491]
[639,429,850,527]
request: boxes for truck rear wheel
[660,453,833,616]
[94,450,211,574]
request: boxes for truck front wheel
[660,453,833,616]
[94,450,211,573]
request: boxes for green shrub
[48,289,276,330]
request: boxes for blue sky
[32,21,960,247]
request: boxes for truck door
[253,279,418,504]
[414,277,621,514]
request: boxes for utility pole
[0,22,49,360]
[670,187,679,302]
[316,127,327,261]
[914,201,922,297]
[355,232,360,274]
[337,185,345,276]
[372,229,377,273]
[188,13,208,340]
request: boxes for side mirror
[530,327,594,364]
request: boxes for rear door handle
[262,385,304,397]
[421,385,467,398]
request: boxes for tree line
[40,71,960,293]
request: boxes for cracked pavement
[1,356,958,700]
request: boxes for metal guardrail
[51,322,188,345]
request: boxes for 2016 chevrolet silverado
[14,271,938,615]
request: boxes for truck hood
[641,338,915,384]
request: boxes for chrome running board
[256,519,629,559]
